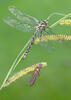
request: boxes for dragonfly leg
[40,27,46,37]
[40,30,43,37]
[44,26,55,35]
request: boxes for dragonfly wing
[43,26,55,35]
[4,16,36,32]
[47,12,71,35]
[40,41,55,53]
[8,6,39,25]
[35,17,71,52]
[35,13,71,52]
[35,27,55,52]
[47,12,70,26]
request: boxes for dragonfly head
[43,20,48,25]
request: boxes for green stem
[50,13,71,28]
[0,39,31,91]
[1,13,71,91]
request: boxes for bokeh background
[0,0,71,100]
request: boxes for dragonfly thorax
[36,20,48,30]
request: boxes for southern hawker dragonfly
[4,6,71,59]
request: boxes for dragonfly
[4,6,71,59]
[29,63,42,86]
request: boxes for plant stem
[0,39,31,91]
[50,13,71,28]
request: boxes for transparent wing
[39,41,55,53]
[35,27,55,52]
[50,17,71,35]
[37,14,71,52]
[47,12,71,35]
[4,16,36,32]
[35,13,71,51]
[47,12,71,26]
[4,6,39,32]
[8,6,39,25]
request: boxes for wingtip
[3,17,8,23]
[3,17,15,27]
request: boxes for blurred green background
[0,0,71,100]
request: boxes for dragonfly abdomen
[23,29,39,59]
[29,64,42,86]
